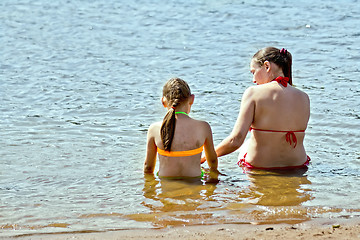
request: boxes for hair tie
[280,48,288,55]
[171,106,176,110]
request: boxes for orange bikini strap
[157,145,204,157]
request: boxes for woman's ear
[264,60,271,72]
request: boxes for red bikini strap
[250,127,305,148]
[273,76,289,87]
[250,127,305,133]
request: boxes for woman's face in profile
[250,59,267,85]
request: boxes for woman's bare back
[246,82,310,167]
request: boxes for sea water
[1,0,359,237]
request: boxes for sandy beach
[7,219,360,240]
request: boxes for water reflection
[129,168,314,227]
[243,168,313,206]
[130,173,219,227]
[239,169,314,224]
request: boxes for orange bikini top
[157,145,204,157]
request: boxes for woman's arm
[215,87,256,157]
[144,124,158,173]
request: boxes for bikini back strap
[250,127,305,148]
[157,145,204,157]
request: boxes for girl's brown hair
[252,47,293,85]
[160,78,191,151]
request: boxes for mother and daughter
[144,47,310,178]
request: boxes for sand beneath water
[7,218,360,240]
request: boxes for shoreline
[5,218,360,240]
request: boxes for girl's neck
[175,111,189,116]
[171,106,190,115]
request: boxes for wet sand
[8,219,360,240]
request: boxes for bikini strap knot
[285,131,297,148]
[273,76,289,87]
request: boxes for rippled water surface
[1,0,359,237]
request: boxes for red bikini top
[250,76,303,147]
[273,76,289,87]
[250,127,305,148]
[250,76,305,147]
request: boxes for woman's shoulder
[289,85,310,100]
[246,84,271,93]
[242,84,268,100]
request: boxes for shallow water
[1,0,360,237]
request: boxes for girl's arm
[144,124,158,173]
[215,87,255,157]
[203,122,218,171]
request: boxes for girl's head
[160,77,192,151]
[162,77,192,108]
[251,47,293,85]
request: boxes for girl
[144,77,218,178]
[209,47,310,170]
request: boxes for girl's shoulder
[189,118,212,131]
[148,121,162,132]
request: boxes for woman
[215,47,310,170]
